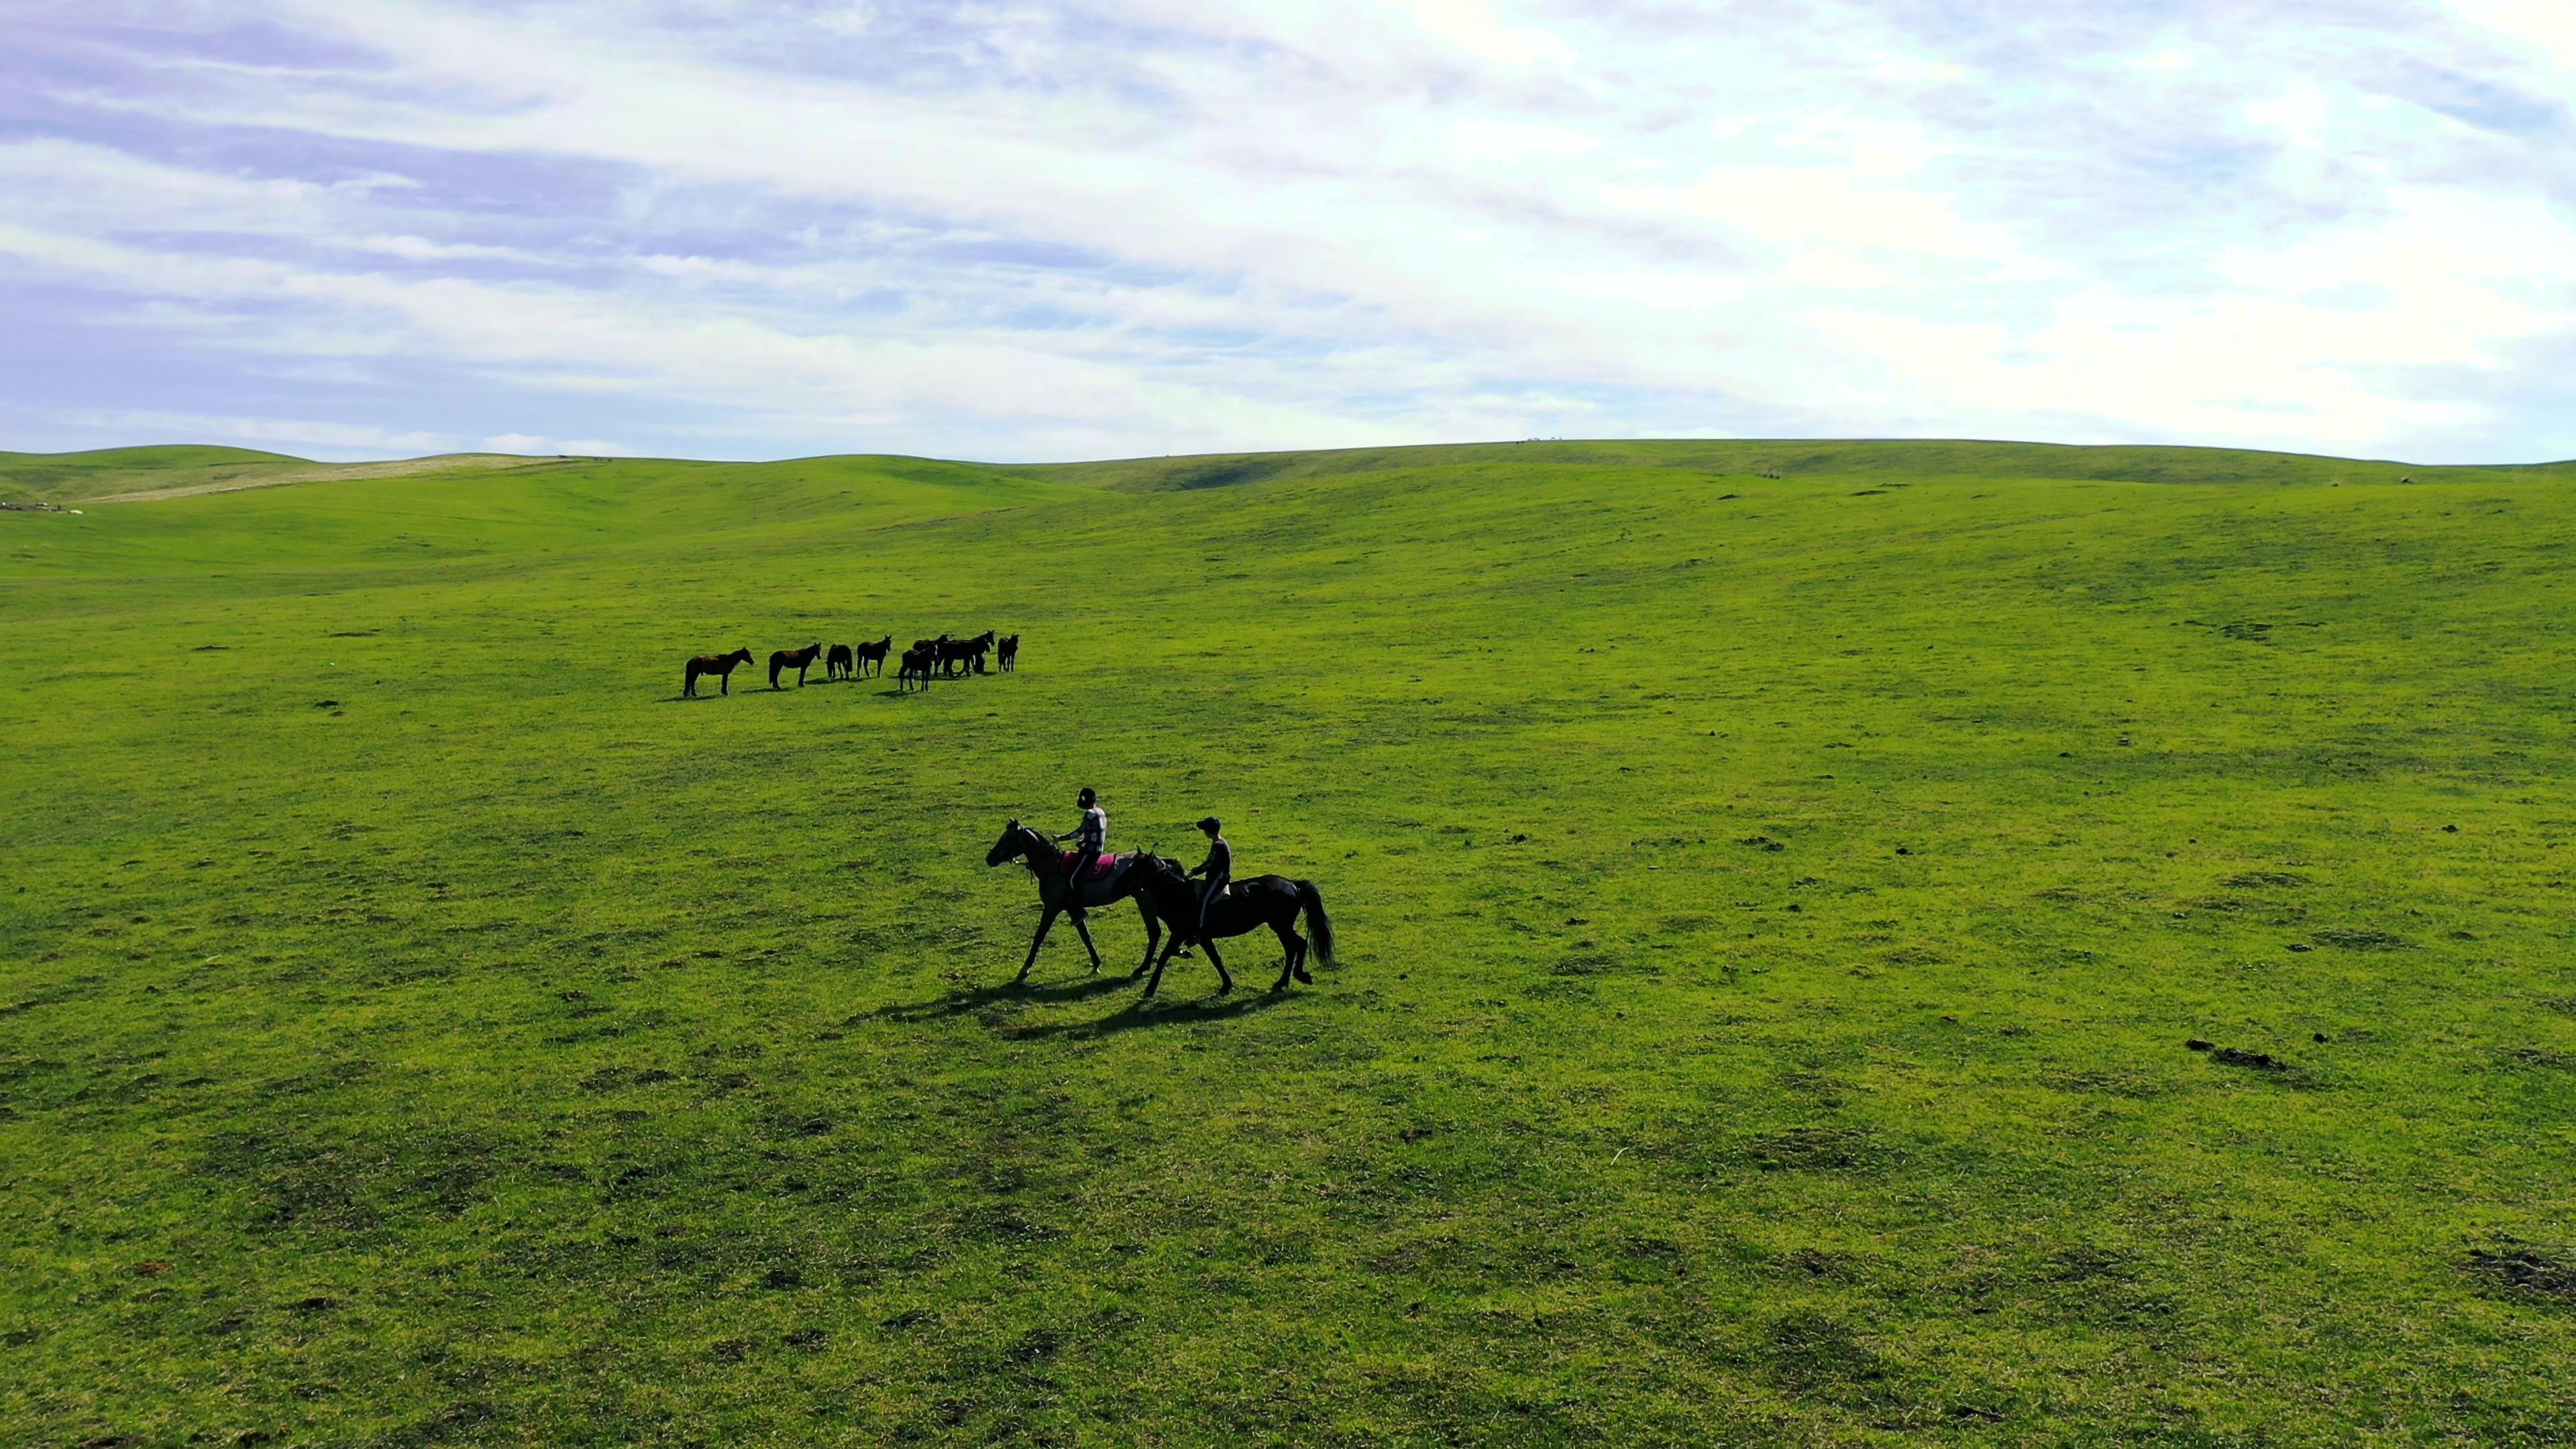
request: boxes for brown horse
[983,820,1167,981]
[996,634,1019,672]
[826,643,855,680]
[1131,854,1335,998]
[769,643,823,689]
[855,635,894,677]
[683,647,753,697]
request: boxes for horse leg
[1070,908,1104,973]
[1143,931,1181,998]
[1203,936,1234,994]
[1134,900,1161,978]
[1280,917,1313,984]
[720,670,731,696]
[1016,907,1058,983]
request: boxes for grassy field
[7,438,2576,1446]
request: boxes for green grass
[7,439,2576,1446]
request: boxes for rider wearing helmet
[1052,787,1107,908]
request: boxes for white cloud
[4,0,2573,462]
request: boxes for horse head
[987,819,1032,867]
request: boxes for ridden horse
[896,645,936,691]
[996,634,1019,672]
[855,635,894,677]
[769,643,824,689]
[1131,855,1336,998]
[683,647,753,698]
[983,820,1167,981]
[826,643,855,680]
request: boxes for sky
[3,1,2573,464]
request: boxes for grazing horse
[683,647,753,698]
[855,635,894,677]
[769,643,824,689]
[1132,855,1336,998]
[896,645,936,691]
[983,820,1167,981]
[996,634,1019,672]
[826,643,855,680]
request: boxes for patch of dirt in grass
[2313,926,2413,950]
[2502,1046,2576,1069]
[2467,1244,2576,1301]
[2222,871,2310,889]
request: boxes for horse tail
[1296,880,1335,968]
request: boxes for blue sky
[4,0,2573,463]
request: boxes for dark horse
[984,820,1167,981]
[996,634,1019,672]
[896,645,935,691]
[855,635,894,677]
[683,647,753,697]
[826,643,855,680]
[1132,855,1336,998]
[769,643,823,689]
[955,629,997,675]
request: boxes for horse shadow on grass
[1010,989,1293,1042]
[866,973,1295,1040]
[868,973,1136,1023]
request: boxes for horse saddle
[1061,851,1119,883]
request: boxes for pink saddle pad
[1061,851,1118,882]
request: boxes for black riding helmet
[1196,816,1221,833]
[1078,786,1097,806]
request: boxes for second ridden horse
[769,643,824,689]
[683,647,753,697]
[1132,854,1336,998]
[855,635,894,677]
[896,645,936,691]
[826,643,855,680]
[996,634,1019,672]
[984,820,1166,982]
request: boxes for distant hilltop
[5,438,2573,506]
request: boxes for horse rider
[1175,815,1230,957]
[1053,786,1108,910]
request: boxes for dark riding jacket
[1189,837,1231,883]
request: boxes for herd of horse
[682,631,1020,696]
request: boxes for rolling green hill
[6,439,2576,1445]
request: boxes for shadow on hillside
[869,973,1139,1022]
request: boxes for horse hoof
[1295,969,1314,984]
